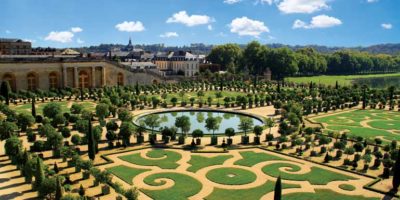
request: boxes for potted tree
[225,128,235,145]
[239,117,253,144]
[161,126,173,144]
[253,125,263,145]
[175,115,191,145]
[192,129,204,145]
[144,115,161,144]
[206,116,221,145]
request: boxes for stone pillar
[91,67,96,88]
[63,67,67,88]
[102,67,106,87]
[74,67,78,88]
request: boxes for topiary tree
[0,121,18,140]
[144,114,160,135]
[175,115,191,144]
[393,149,400,191]
[0,81,10,105]
[239,117,253,144]
[274,176,282,200]
[70,103,84,114]
[55,176,63,200]
[78,184,85,197]
[17,113,35,132]
[34,157,45,190]
[43,102,62,119]
[205,116,220,145]
[87,119,96,160]
[118,108,133,121]
[95,103,109,120]
[119,121,135,147]
[31,97,36,117]
[192,129,204,145]
[225,128,235,145]
[253,125,263,144]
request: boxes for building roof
[0,38,29,43]
[61,48,80,55]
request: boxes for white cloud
[160,32,179,38]
[278,0,329,14]
[229,17,269,37]
[255,0,276,5]
[208,25,213,30]
[292,15,342,29]
[224,0,241,4]
[71,27,83,33]
[381,23,393,30]
[5,30,11,34]
[115,21,145,32]
[77,38,85,44]
[44,31,74,43]
[23,39,36,43]
[367,0,379,3]
[167,11,213,27]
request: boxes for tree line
[206,41,400,79]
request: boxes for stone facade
[0,59,162,91]
[0,39,32,55]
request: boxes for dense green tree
[43,102,62,119]
[95,103,109,120]
[0,121,18,140]
[207,43,242,73]
[16,114,35,133]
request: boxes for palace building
[0,56,163,92]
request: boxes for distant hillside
[70,43,400,55]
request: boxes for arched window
[27,72,38,91]
[117,73,124,86]
[2,73,16,91]
[78,71,90,88]
[49,72,58,89]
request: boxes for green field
[286,73,400,86]
[312,109,400,142]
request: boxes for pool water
[136,110,264,135]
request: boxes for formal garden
[0,79,399,200]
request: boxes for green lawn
[11,101,96,115]
[119,149,182,169]
[261,163,356,185]
[141,172,202,200]
[148,90,246,104]
[286,73,400,86]
[234,151,285,167]
[312,109,400,142]
[106,165,149,184]
[187,155,233,173]
[206,167,257,185]
[205,181,299,200]
[283,189,380,200]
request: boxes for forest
[206,41,400,79]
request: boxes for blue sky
[1,0,399,48]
